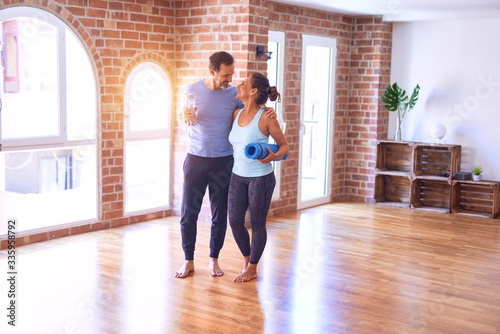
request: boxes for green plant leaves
[382,82,420,114]
[472,165,483,175]
[408,84,420,110]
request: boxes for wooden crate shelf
[376,140,413,173]
[451,180,500,218]
[374,174,411,208]
[375,141,464,215]
[413,144,461,180]
[375,141,500,218]
[411,178,452,213]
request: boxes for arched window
[124,62,172,213]
[0,7,97,235]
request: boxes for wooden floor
[1,202,500,334]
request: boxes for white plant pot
[472,174,483,181]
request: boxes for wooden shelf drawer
[411,178,451,213]
[451,180,500,218]
[376,140,413,173]
[413,145,461,179]
[374,174,411,208]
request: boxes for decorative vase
[395,114,402,141]
[472,174,483,181]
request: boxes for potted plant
[382,82,420,141]
[472,165,483,181]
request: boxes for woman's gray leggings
[228,172,276,265]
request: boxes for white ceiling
[272,0,500,22]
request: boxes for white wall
[389,18,500,181]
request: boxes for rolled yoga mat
[244,143,289,161]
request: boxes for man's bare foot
[234,264,257,282]
[209,257,224,277]
[175,260,195,278]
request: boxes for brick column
[345,17,392,203]
[172,0,270,217]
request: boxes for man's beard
[218,81,229,89]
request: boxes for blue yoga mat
[244,143,289,161]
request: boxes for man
[175,51,275,278]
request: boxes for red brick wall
[268,4,353,210]
[0,0,392,249]
[268,4,392,207]
[346,17,392,202]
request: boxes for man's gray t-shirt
[186,80,244,158]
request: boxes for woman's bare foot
[234,264,257,282]
[175,260,195,278]
[239,256,250,274]
[209,257,224,276]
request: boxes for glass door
[267,30,285,200]
[297,35,336,210]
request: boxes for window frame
[268,30,286,201]
[0,6,99,235]
[123,61,173,214]
[0,7,69,150]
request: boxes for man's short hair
[209,51,235,72]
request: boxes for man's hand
[179,107,197,125]
[263,106,277,119]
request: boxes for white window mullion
[58,23,68,143]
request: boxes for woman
[228,73,289,282]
